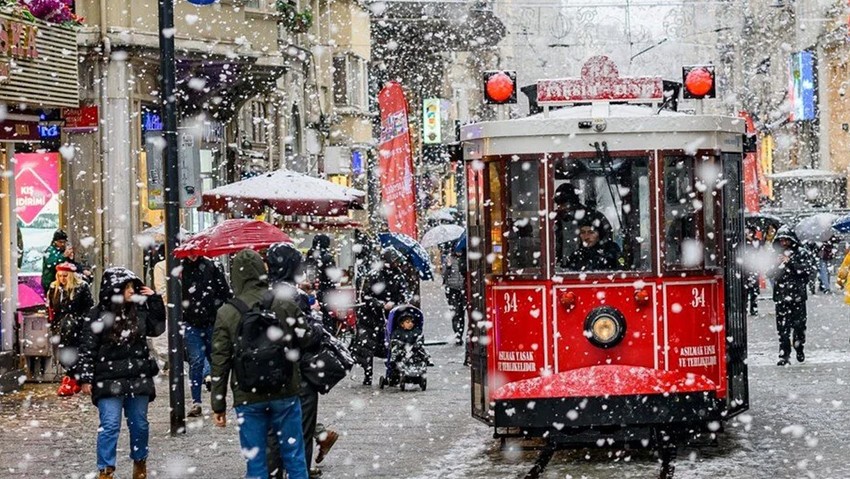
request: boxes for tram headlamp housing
[584,307,626,349]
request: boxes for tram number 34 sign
[691,287,706,308]
[503,292,518,313]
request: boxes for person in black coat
[768,226,817,366]
[564,214,622,272]
[266,243,340,478]
[78,267,166,479]
[355,247,412,385]
[305,234,338,331]
[47,262,94,395]
[181,255,232,417]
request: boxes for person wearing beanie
[47,262,94,396]
[42,229,71,292]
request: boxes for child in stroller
[379,305,429,391]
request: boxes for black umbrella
[745,212,782,232]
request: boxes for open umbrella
[378,232,434,280]
[17,283,45,309]
[421,224,465,248]
[200,169,366,217]
[745,212,783,232]
[173,219,292,258]
[833,214,850,233]
[427,207,459,223]
[795,213,839,243]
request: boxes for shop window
[554,155,651,273]
[333,54,368,110]
[506,161,541,274]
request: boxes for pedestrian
[305,234,338,331]
[181,254,232,417]
[77,267,166,479]
[266,243,340,479]
[41,229,71,292]
[744,227,760,316]
[47,262,94,396]
[354,247,412,385]
[441,240,466,345]
[553,183,588,268]
[210,249,312,479]
[818,235,839,293]
[768,226,817,366]
[835,244,850,339]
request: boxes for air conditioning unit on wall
[324,146,351,175]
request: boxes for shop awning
[200,169,366,217]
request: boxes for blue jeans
[185,325,213,404]
[818,260,830,292]
[96,395,150,470]
[235,397,308,479]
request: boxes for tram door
[722,153,749,414]
[466,163,491,423]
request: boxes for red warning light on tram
[483,70,517,104]
[682,65,716,99]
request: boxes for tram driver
[553,183,588,267]
[563,214,622,272]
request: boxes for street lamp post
[157,0,186,436]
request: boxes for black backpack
[230,293,293,394]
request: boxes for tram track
[521,440,679,479]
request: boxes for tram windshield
[554,155,651,274]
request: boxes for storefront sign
[38,124,60,139]
[0,14,78,107]
[0,118,39,141]
[14,153,61,275]
[62,105,99,131]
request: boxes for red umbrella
[173,219,292,258]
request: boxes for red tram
[463,57,749,450]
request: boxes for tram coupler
[522,440,557,479]
[655,428,678,479]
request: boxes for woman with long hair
[47,262,94,396]
[78,267,166,479]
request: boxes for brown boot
[315,430,339,464]
[133,459,147,479]
[98,467,115,479]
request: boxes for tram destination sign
[537,55,663,104]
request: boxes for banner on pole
[378,82,418,239]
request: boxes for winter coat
[353,263,411,360]
[210,249,313,414]
[41,244,66,291]
[305,234,336,294]
[267,242,322,352]
[769,227,817,303]
[181,257,232,328]
[564,241,622,271]
[836,251,850,305]
[441,250,466,291]
[77,268,166,405]
[47,280,94,373]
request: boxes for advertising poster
[14,152,60,275]
[378,82,418,239]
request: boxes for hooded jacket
[267,242,310,316]
[78,268,166,405]
[210,249,312,414]
[181,256,232,328]
[769,226,817,303]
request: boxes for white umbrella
[421,224,465,248]
[427,207,458,222]
[139,224,189,237]
[795,213,839,243]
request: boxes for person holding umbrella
[441,239,467,345]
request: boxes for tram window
[506,161,542,273]
[553,156,650,273]
[664,155,715,269]
[486,162,504,274]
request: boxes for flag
[377,82,418,238]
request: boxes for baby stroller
[379,305,428,391]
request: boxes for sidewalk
[0,281,482,478]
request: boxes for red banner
[378,82,418,238]
[739,112,760,213]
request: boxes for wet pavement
[2,284,850,478]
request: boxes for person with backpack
[181,255,232,417]
[210,249,313,479]
[768,226,817,366]
[305,234,338,331]
[266,243,346,478]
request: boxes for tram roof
[461,104,745,157]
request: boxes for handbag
[301,334,355,394]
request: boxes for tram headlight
[584,307,626,349]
